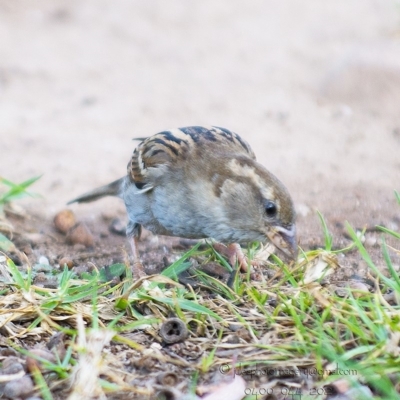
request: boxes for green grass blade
[0,175,41,204]
[346,223,395,288]
[381,238,400,289]
[6,257,30,290]
[376,225,400,239]
[317,210,333,251]
[31,367,54,400]
[161,242,202,279]
[0,233,16,252]
[138,294,223,321]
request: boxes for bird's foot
[129,235,147,280]
[213,243,259,272]
[132,261,146,279]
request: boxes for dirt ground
[1,0,400,238]
[0,1,400,398]
[1,0,399,265]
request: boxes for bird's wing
[128,126,256,190]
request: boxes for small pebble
[348,281,370,298]
[58,257,74,269]
[47,332,67,360]
[0,361,24,375]
[38,256,49,265]
[72,243,86,252]
[356,230,366,243]
[3,376,34,399]
[388,221,399,231]
[26,348,56,373]
[66,223,94,247]
[335,288,348,298]
[73,264,95,276]
[22,246,33,255]
[54,209,76,234]
[156,372,179,386]
[33,273,58,289]
[224,334,241,344]
[109,218,126,236]
[364,235,377,247]
[348,281,369,291]
[24,233,46,245]
[0,348,18,357]
[101,210,118,220]
[295,203,311,217]
[2,356,23,369]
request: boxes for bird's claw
[213,243,259,272]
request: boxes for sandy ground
[1,0,400,246]
[0,3,400,399]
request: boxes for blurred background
[0,0,399,223]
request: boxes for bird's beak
[267,225,297,259]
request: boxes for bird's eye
[265,201,277,217]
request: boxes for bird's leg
[126,222,146,279]
[213,243,250,272]
[128,235,146,278]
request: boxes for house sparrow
[68,126,296,278]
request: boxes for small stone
[22,245,33,255]
[66,223,94,247]
[24,233,46,245]
[364,235,377,247]
[100,230,109,238]
[101,209,118,220]
[295,203,311,217]
[335,288,348,298]
[47,332,67,361]
[388,221,399,231]
[33,273,58,289]
[156,372,179,386]
[109,218,126,236]
[1,357,24,375]
[224,334,241,344]
[26,348,56,373]
[348,281,370,298]
[2,356,23,369]
[0,348,18,357]
[58,257,74,269]
[38,256,49,265]
[73,264,95,276]
[3,376,34,399]
[356,230,366,243]
[54,209,76,234]
[72,243,86,252]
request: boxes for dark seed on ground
[159,318,188,344]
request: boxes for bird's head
[216,156,297,259]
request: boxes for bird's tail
[67,177,124,204]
